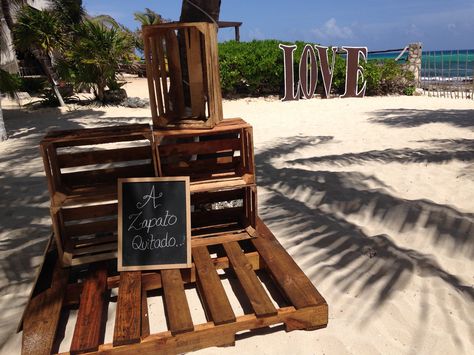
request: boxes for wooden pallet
[20,218,328,355]
[142,22,223,129]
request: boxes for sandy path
[1,79,473,354]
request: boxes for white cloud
[312,18,354,41]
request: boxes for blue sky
[83,0,474,50]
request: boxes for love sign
[118,177,191,271]
[279,44,368,99]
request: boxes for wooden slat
[70,263,108,354]
[64,219,117,238]
[191,207,244,228]
[152,118,249,138]
[22,259,69,355]
[150,35,165,116]
[159,138,240,157]
[161,269,194,335]
[193,246,236,325]
[57,146,151,168]
[42,124,150,142]
[253,218,326,309]
[143,33,159,120]
[185,27,206,117]
[191,232,252,248]
[61,164,153,189]
[192,188,244,206]
[141,290,150,338]
[162,157,240,177]
[113,272,141,346]
[155,33,170,112]
[71,251,117,267]
[205,23,223,124]
[88,306,327,355]
[165,30,185,116]
[61,203,117,222]
[223,241,277,317]
[73,242,116,256]
[64,251,262,306]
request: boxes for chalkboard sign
[118,177,191,271]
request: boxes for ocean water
[368,49,474,79]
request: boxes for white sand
[1,78,473,354]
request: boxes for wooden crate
[191,184,257,237]
[40,124,156,266]
[19,218,328,355]
[154,118,255,186]
[142,22,223,129]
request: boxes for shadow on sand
[370,108,474,128]
[255,136,474,313]
[0,107,149,295]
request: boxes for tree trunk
[31,48,66,107]
[180,0,221,23]
[0,99,7,141]
[1,0,15,31]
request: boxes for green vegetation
[58,20,135,102]
[0,70,21,98]
[219,40,415,98]
[7,2,142,105]
[13,5,67,106]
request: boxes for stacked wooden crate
[20,21,328,355]
[142,22,223,129]
[154,118,257,237]
[40,124,155,266]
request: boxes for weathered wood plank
[152,118,249,138]
[185,27,205,117]
[61,203,117,221]
[57,146,152,168]
[192,188,244,206]
[64,219,117,238]
[191,232,251,248]
[42,124,150,142]
[149,35,165,116]
[253,218,327,309]
[155,34,170,112]
[161,269,194,335]
[158,138,240,157]
[162,158,240,177]
[22,259,69,355]
[193,246,236,325]
[223,241,277,317]
[191,207,244,228]
[141,289,150,339]
[70,263,108,354]
[165,30,185,117]
[81,306,327,355]
[61,164,153,189]
[143,33,159,120]
[113,272,141,346]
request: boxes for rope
[184,0,218,26]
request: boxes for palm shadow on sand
[0,107,149,294]
[255,135,474,327]
[369,108,474,128]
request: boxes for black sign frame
[118,177,191,271]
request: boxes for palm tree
[0,69,21,140]
[13,5,66,106]
[61,19,135,102]
[134,8,163,26]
